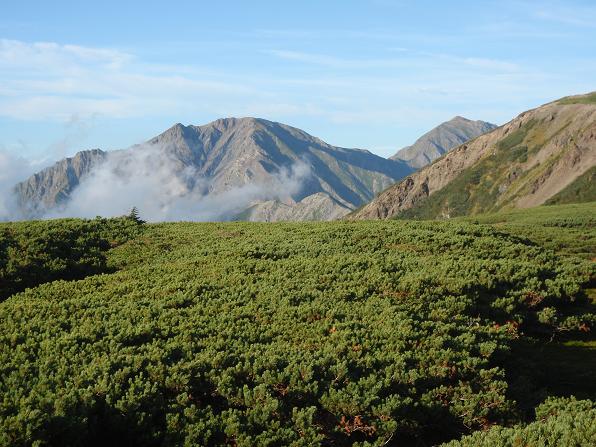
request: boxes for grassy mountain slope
[557,92,596,105]
[350,92,596,220]
[1,202,594,446]
[461,201,596,259]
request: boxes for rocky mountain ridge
[350,92,596,220]
[15,118,412,221]
[390,116,497,169]
[15,149,107,216]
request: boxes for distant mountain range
[390,116,497,168]
[350,92,596,220]
[15,118,413,221]
[16,93,594,222]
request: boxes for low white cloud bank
[44,144,310,222]
[0,150,44,221]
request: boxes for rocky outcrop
[15,149,107,216]
[244,192,351,222]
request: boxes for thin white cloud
[463,58,519,72]
[534,6,596,28]
[0,39,259,121]
[265,50,345,66]
[0,37,591,156]
[265,49,415,69]
[266,49,520,72]
[271,49,467,70]
[0,38,551,137]
[0,39,131,72]
[252,29,322,39]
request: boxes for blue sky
[0,0,595,162]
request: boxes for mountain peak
[196,117,270,131]
[352,94,596,220]
[160,118,266,138]
[209,116,258,126]
[15,117,413,221]
[390,117,497,168]
[449,115,474,123]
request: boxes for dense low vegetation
[463,202,596,258]
[0,217,143,300]
[443,397,595,446]
[0,204,594,446]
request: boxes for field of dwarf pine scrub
[1,203,594,446]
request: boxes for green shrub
[0,210,593,446]
[443,397,596,446]
[0,217,143,300]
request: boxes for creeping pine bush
[442,397,596,447]
[0,216,594,446]
[0,217,143,300]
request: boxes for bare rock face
[15,149,107,216]
[244,192,351,222]
[15,118,413,221]
[351,92,596,220]
[146,118,412,207]
[390,117,497,169]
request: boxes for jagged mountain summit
[351,92,596,220]
[390,116,497,169]
[15,117,413,221]
[15,149,108,216]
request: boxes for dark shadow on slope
[265,121,413,178]
[503,337,596,421]
[0,217,143,301]
[253,122,413,207]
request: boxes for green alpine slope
[0,203,594,446]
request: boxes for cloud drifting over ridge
[43,144,311,222]
[0,150,43,220]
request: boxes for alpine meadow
[1,1,595,446]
